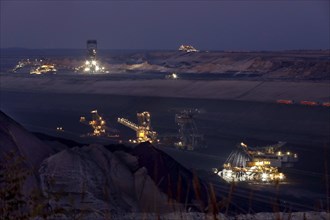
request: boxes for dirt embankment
[1,75,329,103]
[14,50,328,81]
[97,50,330,80]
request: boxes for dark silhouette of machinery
[87,40,97,60]
[117,112,158,143]
[174,109,205,150]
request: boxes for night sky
[0,0,329,50]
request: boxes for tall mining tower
[174,109,205,150]
[87,40,97,60]
[82,40,102,73]
[118,111,158,143]
[75,40,108,73]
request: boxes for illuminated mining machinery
[165,72,179,80]
[12,59,57,75]
[84,40,100,73]
[30,64,57,75]
[174,109,205,151]
[12,59,33,72]
[75,40,108,73]
[178,45,199,53]
[117,112,158,144]
[213,142,298,183]
[80,110,117,137]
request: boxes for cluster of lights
[14,62,25,70]
[260,172,285,182]
[83,60,105,73]
[277,151,298,158]
[118,112,158,144]
[88,115,106,136]
[12,59,58,74]
[215,142,298,183]
[80,110,109,137]
[178,45,199,53]
[215,162,286,183]
[125,125,157,143]
[30,65,57,75]
[252,161,271,166]
[165,73,179,79]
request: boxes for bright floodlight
[241,142,247,147]
[92,60,97,65]
[85,60,90,65]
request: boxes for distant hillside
[2,49,329,80]
[100,50,330,80]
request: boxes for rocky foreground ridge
[0,111,214,219]
[1,110,329,219]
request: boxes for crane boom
[117,112,158,143]
[117,118,139,131]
